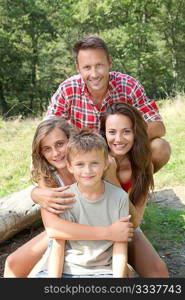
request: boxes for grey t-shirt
[60,181,129,275]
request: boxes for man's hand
[31,186,76,214]
[109,215,133,242]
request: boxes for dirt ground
[0,186,185,278]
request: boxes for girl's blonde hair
[31,116,74,187]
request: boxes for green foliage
[1,0,185,117]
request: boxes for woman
[100,102,168,277]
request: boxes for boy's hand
[109,215,133,242]
[31,186,76,214]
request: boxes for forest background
[1,0,185,118]
[0,0,185,278]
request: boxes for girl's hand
[31,186,76,214]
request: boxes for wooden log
[0,185,41,243]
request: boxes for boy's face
[67,149,108,187]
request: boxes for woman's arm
[112,242,128,277]
[129,200,147,228]
[41,208,133,242]
[104,157,140,228]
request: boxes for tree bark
[0,81,9,119]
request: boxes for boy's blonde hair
[66,129,108,162]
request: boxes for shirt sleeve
[46,83,69,119]
[130,78,162,122]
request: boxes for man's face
[76,48,112,94]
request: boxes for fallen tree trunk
[0,185,41,243]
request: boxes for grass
[0,117,42,197]
[141,203,185,250]
[154,94,185,188]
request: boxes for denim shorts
[35,270,113,278]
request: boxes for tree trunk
[0,185,41,243]
[0,81,9,119]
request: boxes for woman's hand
[31,186,76,214]
[109,215,134,242]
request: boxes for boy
[39,129,129,278]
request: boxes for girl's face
[105,114,134,158]
[40,128,68,170]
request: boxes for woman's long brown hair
[100,102,154,205]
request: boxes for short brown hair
[72,35,110,61]
[66,129,108,162]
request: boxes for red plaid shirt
[46,72,162,130]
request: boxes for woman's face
[105,114,134,158]
[40,127,68,170]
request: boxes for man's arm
[147,121,166,140]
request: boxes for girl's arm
[112,242,128,278]
[48,239,65,278]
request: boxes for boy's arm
[112,242,128,278]
[48,239,65,278]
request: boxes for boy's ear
[66,161,74,174]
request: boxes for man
[31,35,171,211]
